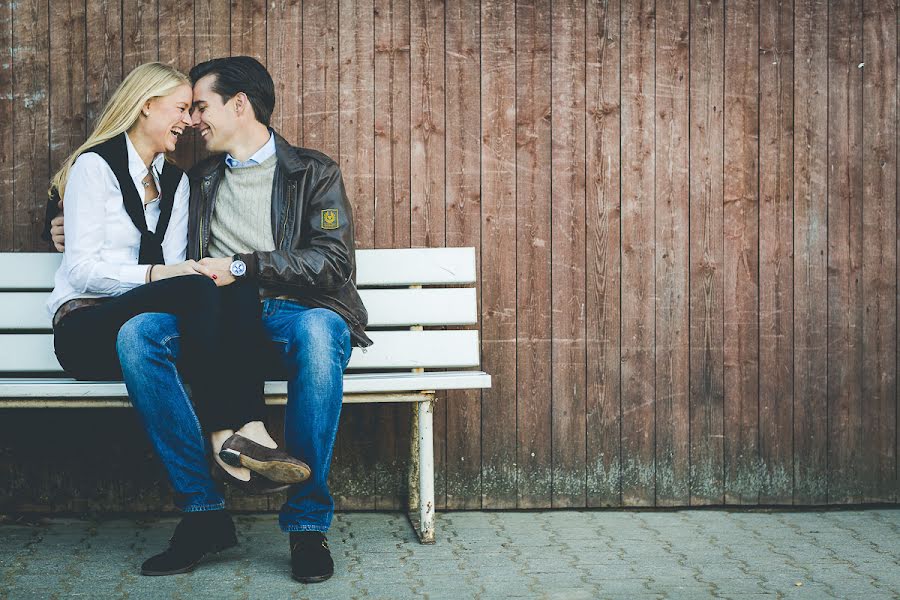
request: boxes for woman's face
[142,84,193,154]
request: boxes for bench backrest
[0,249,480,374]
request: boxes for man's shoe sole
[220,449,311,484]
[292,571,334,584]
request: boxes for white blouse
[46,133,189,317]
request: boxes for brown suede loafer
[219,433,312,484]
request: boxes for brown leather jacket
[187,132,373,347]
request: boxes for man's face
[191,74,237,154]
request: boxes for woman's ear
[142,99,152,117]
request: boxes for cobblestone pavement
[1,509,898,599]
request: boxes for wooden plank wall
[0,0,897,511]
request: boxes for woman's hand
[148,260,214,282]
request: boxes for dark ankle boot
[290,531,334,583]
[141,510,238,576]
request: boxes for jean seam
[160,332,204,436]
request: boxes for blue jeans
[117,298,352,531]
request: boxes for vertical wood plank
[689,0,725,505]
[85,0,122,132]
[268,0,302,144]
[516,0,553,509]
[231,0,266,63]
[335,0,376,510]
[620,0,656,507]
[586,0,622,508]
[861,0,897,502]
[12,0,50,250]
[445,0,481,510]
[194,0,231,163]
[793,0,829,505]
[480,0,516,509]
[49,0,86,204]
[373,0,411,510]
[0,0,12,250]
[654,0,690,507]
[123,0,159,72]
[723,0,760,505]
[159,0,195,169]
[758,0,794,505]
[302,0,339,157]
[828,0,865,504]
[551,0,586,508]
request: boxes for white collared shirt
[46,133,189,317]
[224,130,275,169]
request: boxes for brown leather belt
[53,297,108,328]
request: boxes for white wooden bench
[0,247,490,544]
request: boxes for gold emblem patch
[321,209,339,230]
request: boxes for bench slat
[0,330,481,372]
[0,248,477,290]
[1,288,478,330]
[0,371,491,398]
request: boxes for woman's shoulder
[68,151,115,182]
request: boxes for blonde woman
[45,64,310,550]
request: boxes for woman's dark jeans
[53,275,267,431]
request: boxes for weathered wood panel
[516,0,552,509]
[12,0,49,250]
[793,0,829,506]
[620,0,655,507]
[689,0,726,505]
[550,0,586,508]
[480,0,517,509]
[828,0,865,504]
[758,0,794,505]
[1,0,898,512]
[654,0,690,507]
[723,0,760,505]
[585,0,622,508]
[860,0,897,502]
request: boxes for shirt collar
[125,132,166,179]
[225,129,276,169]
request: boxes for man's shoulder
[187,153,226,180]
[273,134,339,175]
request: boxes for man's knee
[290,309,350,361]
[116,313,179,366]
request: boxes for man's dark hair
[190,56,276,127]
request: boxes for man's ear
[234,92,247,116]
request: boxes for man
[50,56,372,583]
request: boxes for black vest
[43,133,183,265]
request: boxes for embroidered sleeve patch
[321,209,339,230]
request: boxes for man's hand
[50,199,65,252]
[152,260,215,281]
[198,257,236,287]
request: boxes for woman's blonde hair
[49,62,190,199]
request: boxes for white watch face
[230,259,247,277]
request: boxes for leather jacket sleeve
[241,162,356,292]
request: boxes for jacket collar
[192,129,304,179]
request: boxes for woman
[46,62,307,493]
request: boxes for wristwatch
[229,254,247,278]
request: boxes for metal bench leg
[407,396,435,544]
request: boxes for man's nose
[190,111,201,127]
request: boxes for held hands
[149,260,215,282]
[198,257,236,287]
